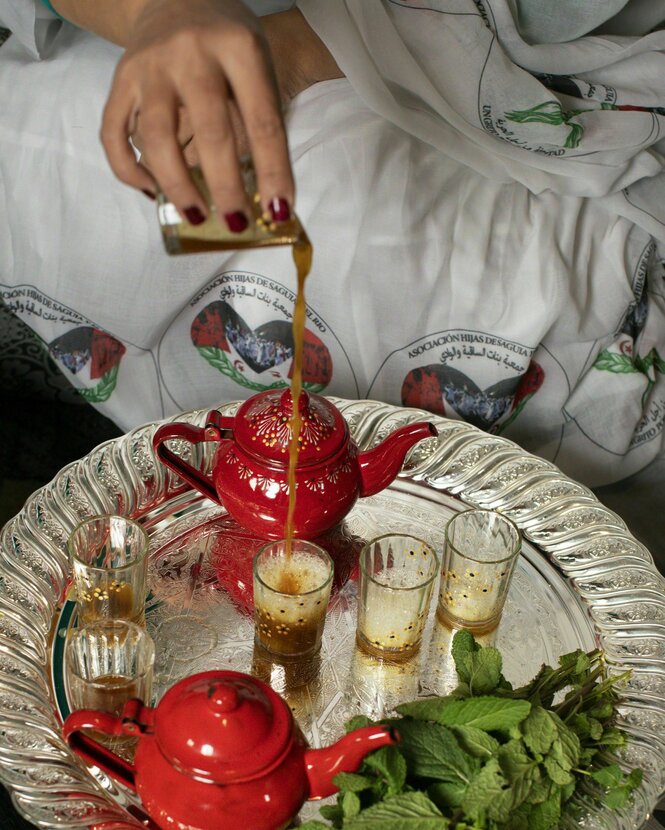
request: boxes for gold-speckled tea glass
[356,534,438,662]
[68,515,149,627]
[437,509,521,634]
[253,540,334,659]
[66,620,155,716]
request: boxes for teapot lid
[153,671,293,784]
[233,390,347,465]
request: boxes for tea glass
[253,539,334,659]
[66,620,155,716]
[437,508,521,634]
[356,534,438,662]
[68,515,149,626]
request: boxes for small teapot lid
[153,671,293,784]
[233,390,347,465]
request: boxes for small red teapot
[153,390,436,539]
[63,670,397,830]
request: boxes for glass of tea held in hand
[68,515,149,626]
[253,540,334,660]
[437,508,521,634]
[66,620,155,717]
[356,534,439,662]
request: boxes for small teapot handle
[152,411,234,503]
[62,702,146,791]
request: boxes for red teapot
[153,390,436,539]
[63,670,397,830]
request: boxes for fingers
[179,68,249,231]
[222,32,294,222]
[101,73,157,196]
[101,13,295,228]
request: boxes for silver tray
[1,398,664,829]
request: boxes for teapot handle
[62,706,140,792]
[152,411,234,503]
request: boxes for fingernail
[141,189,156,201]
[184,206,206,226]
[269,197,291,223]
[224,211,249,233]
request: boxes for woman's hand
[101,0,293,230]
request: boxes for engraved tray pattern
[1,398,664,829]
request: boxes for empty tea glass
[437,508,521,634]
[66,619,155,716]
[253,539,334,659]
[356,534,438,662]
[68,515,149,626]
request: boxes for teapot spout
[305,725,398,800]
[358,422,437,498]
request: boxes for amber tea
[68,515,149,626]
[253,540,333,659]
[66,620,155,719]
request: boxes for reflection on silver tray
[1,398,664,829]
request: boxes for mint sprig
[305,631,642,829]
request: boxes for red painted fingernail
[184,206,206,226]
[141,189,156,201]
[224,211,249,233]
[269,197,291,223]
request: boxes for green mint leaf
[345,792,449,829]
[498,740,537,787]
[547,713,581,771]
[591,763,623,788]
[528,792,561,830]
[342,791,361,819]
[364,745,407,795]
[427,780,467,810]
[461,758,509,821]
[396,699,448,722]
[451,629,477,684]
[298,822,331,830]
[521,705,557,755]
[320,803,344,826]
[597,726,627,748]
[332,772,374,793]
[561,780,576,803]
[604,785,633,810]
[397,721,479,784]
[450,630,504,695]
[435,695,531,731]
[450,725,499,759]
[505,803,531,830]
[525,773,556,805]
[467,646,504,695]
[543,755,574,786]
[574,652,591,674]
[587,702,613,721]
[345,714,373,733]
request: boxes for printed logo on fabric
[158,269,358,410]
[0,284,127,403]
[368,329,543,433]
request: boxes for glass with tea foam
[253,540,333,659]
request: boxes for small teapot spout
[304,725,399,799]
[358,422,437,498]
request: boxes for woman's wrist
[47,0,154,45]
[263,8,343,103]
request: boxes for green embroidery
[594,348,665,376]
[505,101,585,149]
[196,346,325,394]
[77,364,120,403]
[594,347,664,409]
